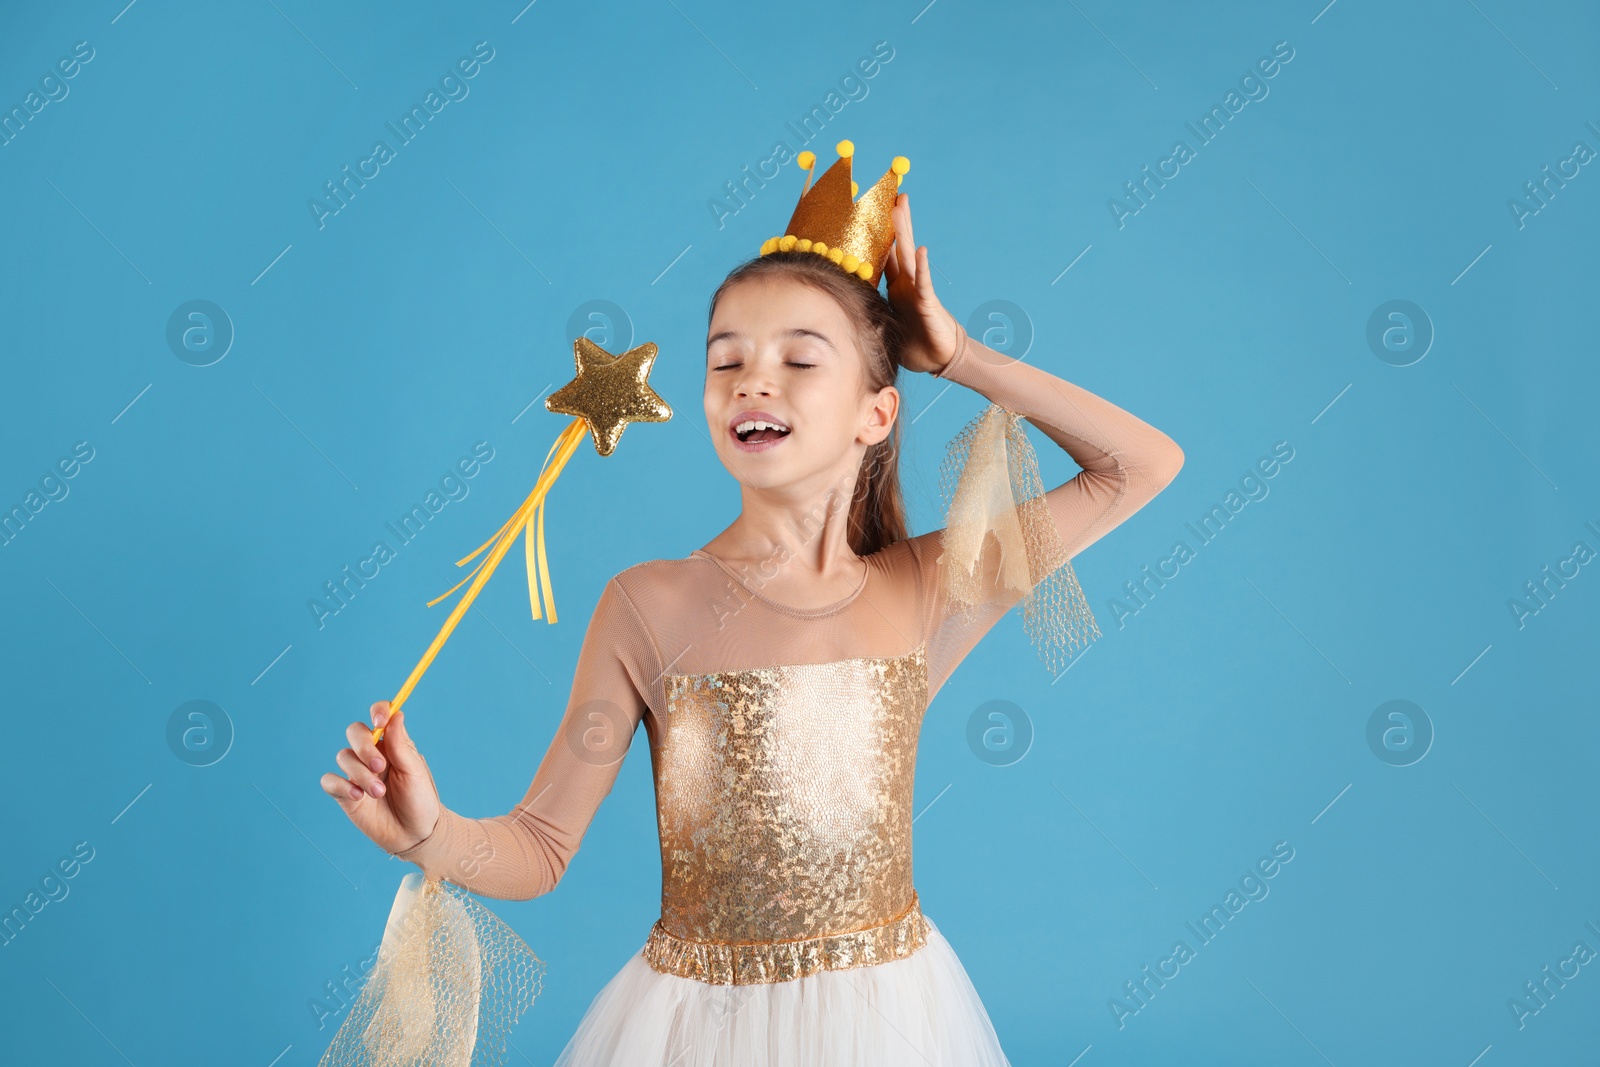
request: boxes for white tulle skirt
[551,914,1011,1066]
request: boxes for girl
[322,190,1184,1064]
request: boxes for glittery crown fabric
[782,151,902,286]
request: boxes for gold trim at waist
[641,892,929,986]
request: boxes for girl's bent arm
[906,333,1184,697]
[394,577,655,900]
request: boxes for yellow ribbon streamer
[372,417,588,743]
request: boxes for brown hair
[707,250,908,557]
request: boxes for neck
[708,477,862,578]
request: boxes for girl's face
[704,274,898,496]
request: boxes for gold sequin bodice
[652,645,929,952]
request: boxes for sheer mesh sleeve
[393,575,661,900]
[904,336,1184,701]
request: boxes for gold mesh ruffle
[641,891,929,986]
[318,873,544,1067]
[937,402,1101,674]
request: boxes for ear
[859,385,900,446]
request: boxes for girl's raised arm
[881,194,1183,698]
[904,332,1184,700]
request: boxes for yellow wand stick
[372,418,586,743]
[371,337,672,745]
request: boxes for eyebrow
[706,327,837,353]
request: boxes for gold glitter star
[545,337,672,456]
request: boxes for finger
[337,748,386,797]
[320,770,365,805]
[882,245,900,287]
[916,246,937,300]
[896,194,917,278]
[346,718,386,775]
[378,703,427,776]
[890,196,914,285]
[368,699,394,745]
[371,700,404,745]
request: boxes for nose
[731,365,774,399]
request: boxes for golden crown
[759,139,910,287]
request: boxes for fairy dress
[394,335,1184,1065]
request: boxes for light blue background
[2,1,1596,1064]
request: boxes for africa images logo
[308,42,496,231]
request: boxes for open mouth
[731,417,791,450]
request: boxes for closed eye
[711,362,816,371]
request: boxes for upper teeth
[735,419,788,434]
